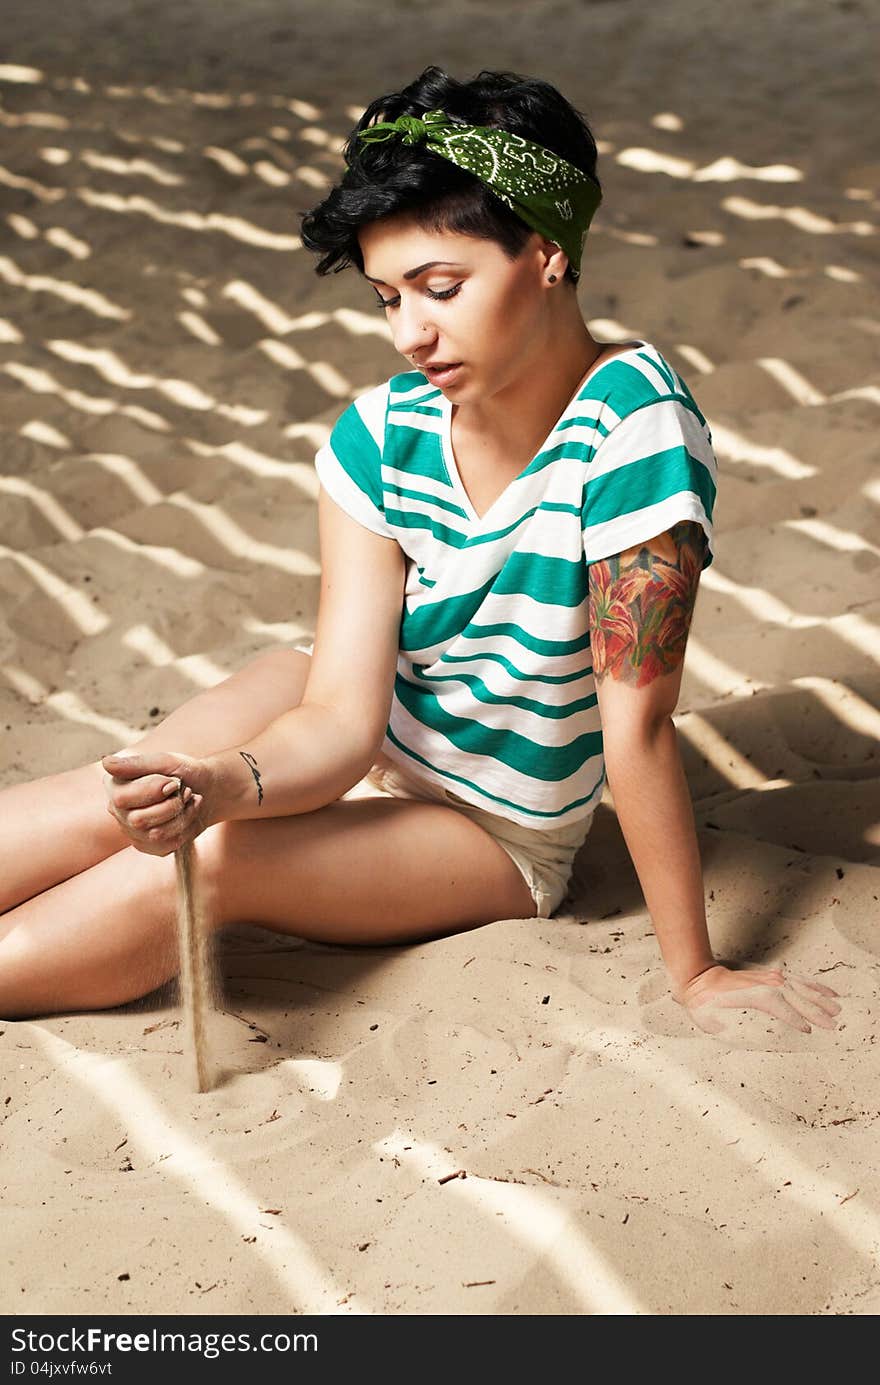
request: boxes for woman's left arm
[588,520,840,1034]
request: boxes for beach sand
[1,0,878,1315]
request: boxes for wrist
[669,957,720,1004]
[203,749,259,824]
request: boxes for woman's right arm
[204,484,405,822]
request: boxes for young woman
[0,67,839,1037]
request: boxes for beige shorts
[292,642,594,919]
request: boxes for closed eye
[373,284,462,310]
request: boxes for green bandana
[356,108,601,281]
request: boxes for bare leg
[0,792,537,1019]
[0,647,312,914]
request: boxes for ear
[536,235,569,283]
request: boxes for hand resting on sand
[673,962,841,1037]
[101,749,212,856]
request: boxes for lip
[423,362,464,385]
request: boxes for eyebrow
[362,260,466,285]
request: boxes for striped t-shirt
[314,339,717,830]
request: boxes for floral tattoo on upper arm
[587,520,707,688]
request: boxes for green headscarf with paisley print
[357,109,601,282]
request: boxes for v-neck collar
[439,340,648,526]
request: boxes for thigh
[202,793,538,946]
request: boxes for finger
[755,987,815,1034]
[103,753,189,801]
[134,838,176,857]
[784,972,842,1006]
[132,820,191,854]
[116,775,189,812]
[783,969,841,999]
[782,978,840,1024]
[160,778,195,806]
[129,794,195,833]
[102,752,153,779]
[707,984,811,1033]
[786,996,837,1030]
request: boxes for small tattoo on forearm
[238,751,264,805]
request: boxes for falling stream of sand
[174,834,213,1092]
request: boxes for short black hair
[298,66,601,288]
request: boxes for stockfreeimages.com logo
[10,1328,316,1361]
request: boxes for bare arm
[587,523,842,1034]
[588,520,715,992]
[205,485,405,822]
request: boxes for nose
[390,297,436,361]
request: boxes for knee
[227,646,311,711]
[252,645,311,676]
[267,645,312,694]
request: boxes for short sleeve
[581,396,717,569]
[313,380,396,540]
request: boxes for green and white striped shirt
[314,340,717,829]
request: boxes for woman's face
[357,214,554,401]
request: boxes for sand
[1,0,878,1316]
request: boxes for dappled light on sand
[33,1026,368,1313]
